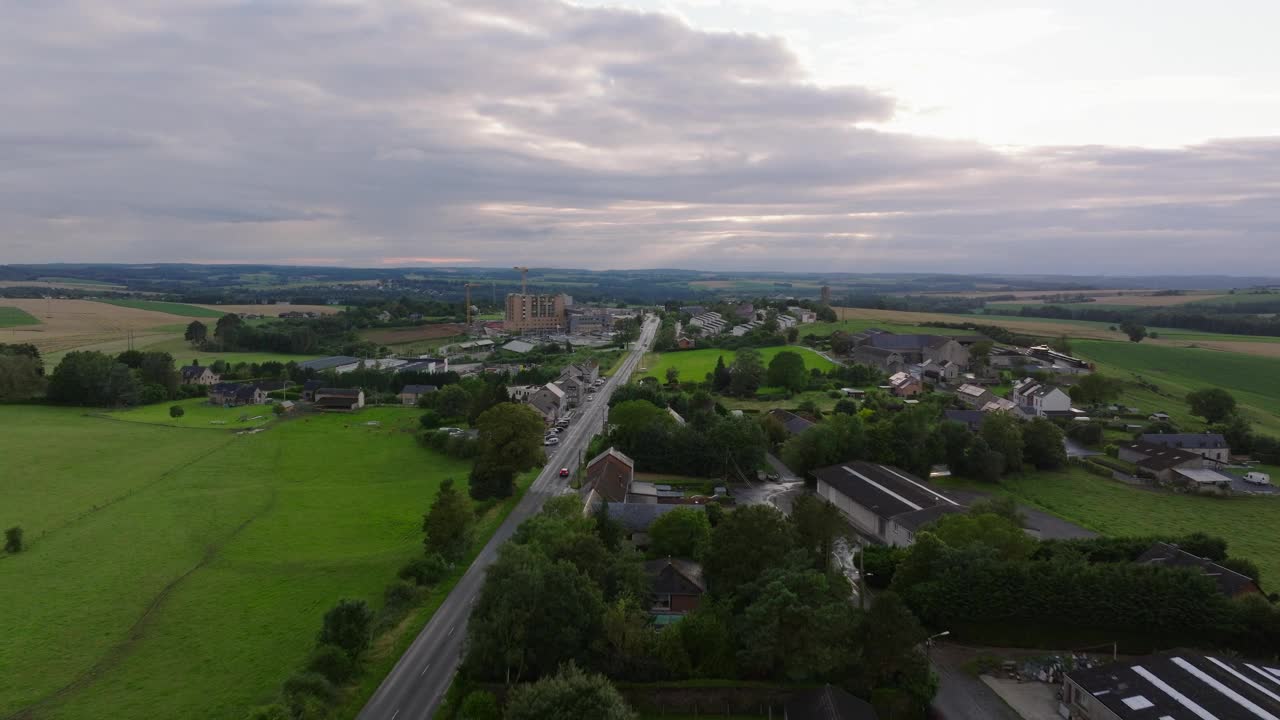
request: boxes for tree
[47,351,114,405]
[665,366,680,386]
[185,320,208,345]
[1187,388,1237,424]
[703,505,795,597]
[1022,418,1067,470]
[728,348,765,398]
[469,403,545,500]
[504,663,636,720]
[317,599,374,659]
[963,436,1004,482]
[648,508,711,559]
[1120,321,1147,343]
[213,313,243,348]
[169,404,185,418]
[781,413,867,477]
[759,413,789,448]
[436,384,472,420]
[0,354,45,401]
[458,690,500,720]
[423,478,474,562]
[736,565,858,680]
[103,363,142,406]
[930,511,1036,561]
[4,526,23,553]
[790,494,847,571]
[833,398,858,415]
[608,399,674,452]
[981,412,1024,475]
[1050,335,1072,355]
[849,592,936,717]
[786,326,799,343]
[711,355,732,392]
[1069,373,1123,406]
[766,351,808,394]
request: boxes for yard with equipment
[636,346,836,383]
[0,405,491,720]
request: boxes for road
[356,315,660,720]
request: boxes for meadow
[939,467,1280,589]
[139,335,324,367]
[637,346,837,383]
[93,298,228,318]
[109,396,278,428]
[0,405,475,720]
[0,305,40,327]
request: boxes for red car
[559,468,570,478]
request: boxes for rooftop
[1137,541,1259,597]
[297,356,359,371]
[811,461,963,521]
[1067,651,1280,719]
[1124,442,1203,471]
[1141,433,1229,450]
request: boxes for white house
[1010,380,1072,416]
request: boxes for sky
[1,0,1277,275]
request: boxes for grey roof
[297,356,359,371]
[1123,442,1203,471]
[400,384,437,394]
[502,340,535,354]
[180,365,210,378]
[645,557,706,594]
[302,379,324,391]
[1136,541,1259,597]
[1067,651,1280,719]
[767,409,815,435]
[811,461,963,521]
[943,409,985,430]
[1141,433,1229,450]
[868,333,948,351]
[606,503,690,532]
[892,504,968,532]
[316,387,362,397]
[784,685,879,720]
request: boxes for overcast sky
[2,0,1277,274]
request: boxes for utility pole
[464,283,481,329]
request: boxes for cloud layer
[1,0,1276,274]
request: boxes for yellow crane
[513,266,528,295]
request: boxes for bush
[245,703,291,720]
[281,672,334,719]
[306,643,357,685]
[383,579,420,610]
[458,690,501,720]
[399,554,449,586]
[317,599,374,659]
[419,410,442,429]
[169,404,185,418]
[4,526,23,554]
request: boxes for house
[297,356,360,372]
[505,385,539,403]
[676,336,696,350]
[555,375,587,407]
[313,388,365,411]
[812,461,966,546]
[921,359,959,383]
[335,358,407,373]
[787,307,818,324]
[564,360,601,384]
[988,345,1092,375]
[1140,433,1230,465]
[849,331,970,367]
[526,382,565,423]
[767,409,816,436]
[730,320,763,336]
[732,303,755,320]
[688,312,727,335]
[398,384,437,406]
[1136,542,1261,597]
[585,447,635,503]
[852,345,905,372]
[180,364,220,386]
[955,383,995,409]
[1063,651,1280,720]
[645,558,706,622]
[301,379,324,401]
[376,310,392,322]
[1008,379,1073,417]
[600,503,691,548]
[209,382,261,406]
[784,685,879,720]
[943,409,985,432]
[1118,441,1203,483]
[981,397,1031,419]
[887,371,922,398]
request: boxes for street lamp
[926,631,950,662]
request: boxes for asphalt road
[356,315,659,720]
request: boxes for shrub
[245,703,291,720]
[169,404,185,418]
[458,690,501,720]
[306,643,357,685]
[383,579,420,610]
[399,554,449,586]
[4,526,23,554]
[317,599,374,659]
[281,672,334,720]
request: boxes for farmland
[93,299,227,318]
[109,396,278,428]
[0,405,480,720]
[636,346,836,383]
[0,305,40,327]
[359,323,467,346]
[137,335,323,367]
[193,303,343,316]
[0,298,196,355]
[939,467,1280,591]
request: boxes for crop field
[636,346,836,383]
[941,467,1280,589]
[359,323,467,346]
[0,405,474,720]
[0,298,198,354]
[94,299,227,318]
[0,305,40,327]
[1072,340,1280,436]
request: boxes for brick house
[180,364,220,386]
[645,558,705,621]
[585,447,635,503]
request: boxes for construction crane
[464,282,482,328]
[513,266,528,295]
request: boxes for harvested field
[913,289,1227,306]
[0,298,194,353]
[193,303,342,316]
[360,324,466,345]
[0,280,130,291]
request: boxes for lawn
[938,466,1280,589]
[1073,340,1280,436]
[93,299,228,318]
[0,305,41,327]
[108,397,278,429]
[636,346,836,383]
[140,335,323,367]
[0,405,476,720]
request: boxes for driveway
[1064,438,1099,458]
[929,645,1024,720]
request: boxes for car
[587,395,595,401]
[559,468,570,478]
[543,437,560,446]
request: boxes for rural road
[356,314,660,720]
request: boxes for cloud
[0,0,1275,274]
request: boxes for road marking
[447,624,455,637]
[391,710,399,720]
[420,663,432,676]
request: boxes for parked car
[559,468,570,478]
[543,437,560,446]
[1244,471,1272,486]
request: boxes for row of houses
[208,381,366,410]
[506,360,602,423]
[953,378,1074,419]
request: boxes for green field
[140,335,323,367]
[938,467,1280,589]
[93,299,227,318]
[800,319,939,338]
[0,305,41,327]
[637,346,836,383]
[108,397,278,429]
[0,405,475,720]
[1073,340,1280,436]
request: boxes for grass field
[1073,340,1280,436]
[0,405,475,720]
[637,346,836,383]
[937,467,1280,589]
[108,397,279,429]
[0,305,40,327]
[93,299,227,318]
[140,335,323,367]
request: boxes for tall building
[820,285,831,304]
[504,293,570,333]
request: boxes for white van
[543,436,560,446]
[1243,472,1272,486]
